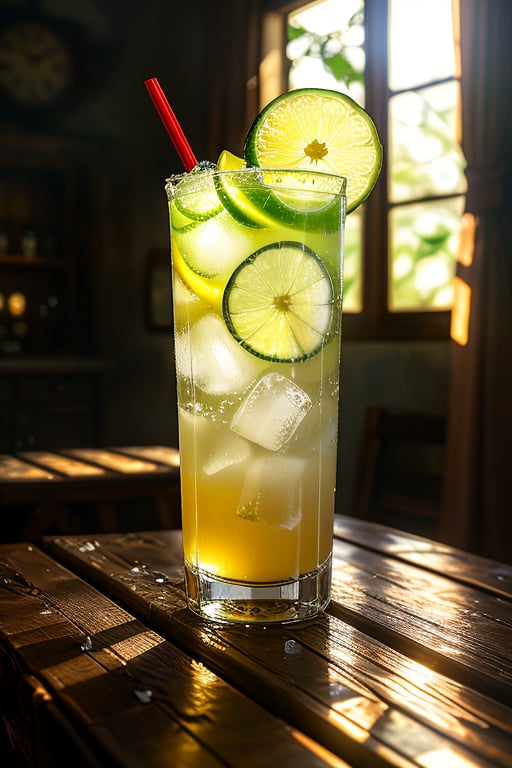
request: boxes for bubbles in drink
[175,314,260,394]
[236,455,306,529]
[230,373,312,451]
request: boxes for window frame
[262,0,455,341]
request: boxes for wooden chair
[353,407,446,539]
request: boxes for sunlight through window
[286,0,466,323]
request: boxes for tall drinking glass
[166,166,346,623]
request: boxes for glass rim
[165,165,347,196]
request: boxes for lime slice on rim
[223,241,333,363]
[244,88,382,213]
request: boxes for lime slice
[214,151,267,228]
[244,88,382,213]
[223,241,333,363]
[172,171,223,221]
[171,239,222,310]
[216,149,344,232]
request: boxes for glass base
[184,554,332,624]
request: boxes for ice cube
[180,211,253,276]
[236,455,306,529]
[175,314,260,394]
[230,373,312,451]
[203,434,251,476]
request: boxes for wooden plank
[330,537,512,702]
[0,453,58,482]
[60,448,168,475]
[0,542,348,768]
[334,516,512,598]
[42,531,512,768]
[16,450,109,478]
[111,446,180,468]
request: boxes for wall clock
[0,20,74,107]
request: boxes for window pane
[389,196,465,311]
[389,0,457,90]
[389,82,466,202]
[288,0,365,105]
[287,0,365,312]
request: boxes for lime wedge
[223,242,333,363]
[216,149,344,232]
[244,88,382,213]
[214,151,268,228]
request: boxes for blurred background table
[0,445,181,539]
[0,515,511,767]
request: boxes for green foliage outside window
[287,0,466,315]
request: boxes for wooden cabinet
[0,133,97,357]
[0,133,103,450]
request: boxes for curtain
[204,1,262,163]
[439,0,512,563]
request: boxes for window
[263,0,466,338]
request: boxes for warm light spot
[190,658,219,686]
[22,451,106,477]
[7,292,26,317]
[64,448,159,474]
[457,212,476,267]
[110,630,165,662]
[450,276,471,345]
[119,446,180,467]
[259,12,283,108]
[328,705,369,743]
[331,694,388,732]
[0,454,54,480]
[292,730,351,767]
[418,747,478,768]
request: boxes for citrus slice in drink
[171,171,223,222]
[214,151,268,228]
[171,239,222,310]
[216,150,344,232]
[244,88,382,213]
[223,241,333,363]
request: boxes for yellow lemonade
[168,166,345,618]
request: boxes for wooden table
[0,516,511,767]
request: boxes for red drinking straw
[145,77,198,172]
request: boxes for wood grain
[41,524,512,768]
[0,542,348,768]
